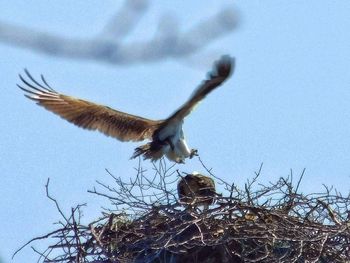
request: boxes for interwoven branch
[14,159,350,262]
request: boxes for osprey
[177,172,217,209]
[18,55,234,163]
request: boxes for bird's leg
[190,149,198,158]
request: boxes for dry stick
[15,158,350,262]
[45,178,69,223]
[13,229,63,259]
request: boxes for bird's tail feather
[131,142,164,161]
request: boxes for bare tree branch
[0,1,238,65]
[13,159,350,262]
[102,0,149,39]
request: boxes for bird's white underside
[158,120,191,162]
[29,88,192,162]
[19,55,234,163]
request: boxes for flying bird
[177,172,218,209]
[18,55,234,163]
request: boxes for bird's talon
[190,149,198,158]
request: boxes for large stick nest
[14,159,350,262]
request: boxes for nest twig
[14,159,350,262]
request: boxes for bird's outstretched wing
[164,55,235,126]
[18,70,162,141]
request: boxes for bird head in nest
[177,172,219,210]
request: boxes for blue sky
[1,1,350,262]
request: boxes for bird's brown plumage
[17,70,162,142]
[177,173,217,207]
[156,56,234,132]
[18,55,234,162]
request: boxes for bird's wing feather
[18,70,162,142]
[164,55,235,126]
